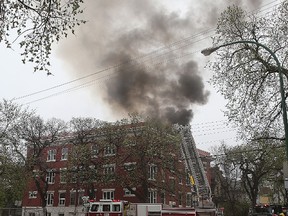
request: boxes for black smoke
[57,0,265,125]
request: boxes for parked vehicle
[249,204,283,216]
[84,199,217,216]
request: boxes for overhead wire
[199,143,285,159]
[19,0,284,149]
[24,47,203,104]
[13,0,284,112]
[15,0,283,104]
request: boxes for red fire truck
[84,199,216,216]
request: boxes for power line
[25,48,203,104]
[14,0,284,104]
[193,129,237,137]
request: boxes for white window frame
[61,147,68,160]
[104,144,116,156]
[46,192,54,206]
[58,191,66,206]
[46,170,56,184]
[47,149,56,161]
[102,189,115,200]
[32,169,39,178]
[29,191,38,199]
[186,193,192,207]
[124,162,136,171]
[91,144,99,157]
[123,188,136,197]
[148,164,157,180]
[148,189,157,203]
[103,164,115,175]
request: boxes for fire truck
[84,199,217,216]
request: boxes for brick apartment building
[21,123,212,216]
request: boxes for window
[29,191,38,199]
[60,168,67,183]
[178,175,183,184]
[104,144,116,156]
[124,188,136,197]
[148,164,157,180]
[112,204,121,212]
[91,204,99,212]
[102,190,114,200]
[69,190,83,206]
[160,191,165,204]
[47,149,56,161]
[179,193,182,206]
[33,169,39,178]
[91,144,99,157]
[69,167,78,183]
[46,170,55,184]
[89,165,98,182]
[59,192,66,206]
[169,158,175,172]
[104,164,115,175]
[103,204,110,212]
[126,138,136,146]
[186,172,190,185]
[46,192,54,206]
[29,213,35,216]
[78,190,85,205]
[70,191,76,205]
[169,178,176,192]
[148,189,157,203]
[186,193,192,207]
[88,189,97,200]
[61,147,68,160]
[124,162,136,171]
[58,214,64,216]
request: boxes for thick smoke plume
[58,0,264,125]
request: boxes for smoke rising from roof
[58,0,264,125]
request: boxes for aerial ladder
[174,124,211,204]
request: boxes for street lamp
[201,40,288,161]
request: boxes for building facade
[21,124,212,216]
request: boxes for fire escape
[174,124,211,202]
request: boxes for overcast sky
[0,0,282,152]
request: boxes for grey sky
[0,0,280,151]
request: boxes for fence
[0,208,22,216]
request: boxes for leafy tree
[0,146,26,208]
[233,139,284,206]
[212,143,246,216]
[8,115,66,215]
[65,114,184,203]
[0,99,32,208]
[213,139,285,215]
[111,114,183,203]
[0,0,85,74]
[206,1,288,140]
[65,117,103,213]
[0,99,31,139]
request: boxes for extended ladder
[174,124,211,201]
